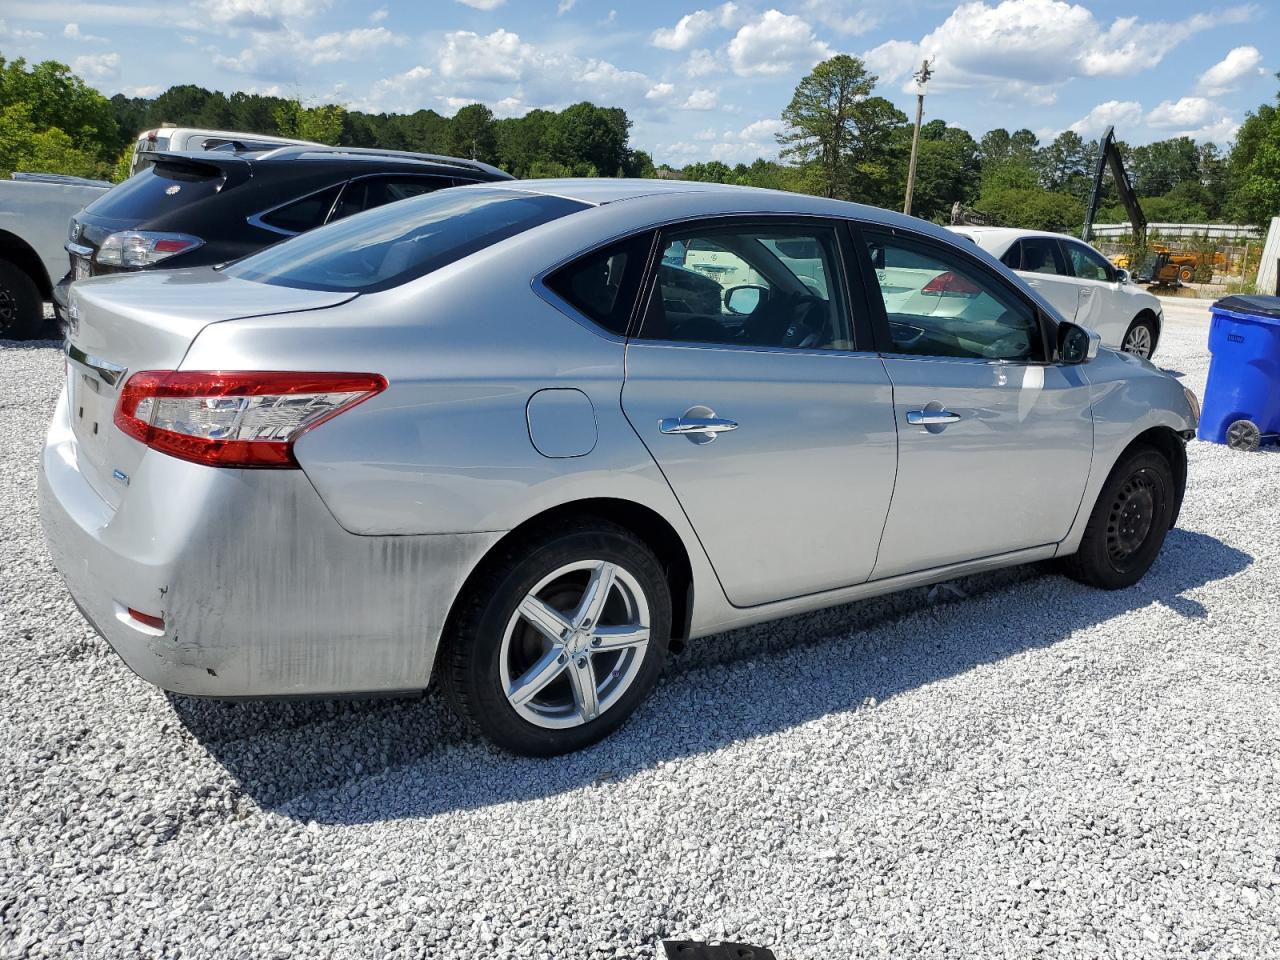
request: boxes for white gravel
[3,308,1279,959]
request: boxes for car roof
[461,178,969,233]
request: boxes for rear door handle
[906,409,961,426]
[659,415,739,437]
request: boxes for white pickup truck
[0,173,109,339]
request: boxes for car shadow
[170,528,1250,824]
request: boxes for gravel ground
[3,309,1279,959]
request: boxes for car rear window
[223,187,588,293]
[87,160,224,220]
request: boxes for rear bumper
[37,389,501,697]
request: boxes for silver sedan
[39,180,1199,755]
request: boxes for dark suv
[56,146,512,313]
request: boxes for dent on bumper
[38,393,502,697]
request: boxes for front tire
[1121,315,1156,359]
[440,520,671,756]
[0,260,42,341]
[1058,447,1176,590]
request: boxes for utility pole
[903,58,933,217]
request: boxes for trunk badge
[112,470,130,486]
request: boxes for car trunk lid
[64,268,355,508]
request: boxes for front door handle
[906,409,961,426]
[659,415,739,438]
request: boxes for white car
[947,227,1162,359]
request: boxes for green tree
[548,102,631,176]
[1129,137,1200,196]
[0,100,104,178]
[446,103,498,163]
[1228,75,1280,226]
[778,55,906,202]
[273,100,346,145]
[0,57,118,160]
[1036,131,1091,194]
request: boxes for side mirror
[1058,321,1101,364]
[724,284,766,315]
[1115,268,1131,284]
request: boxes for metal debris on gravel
[2,307,1278,959]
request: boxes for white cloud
[1147,96,1219,128]
[1199,46,1265,94]
[203,0,331,30]
[71,52,120,82]
[0,18,43,40]
[864,0,1257,100]
[684,48,720,77]
[682,88,719,110]
[64,22,107,42]
[557,0,576,12]
[362,28,650,114]
[737,118,784,140]
[727,10,831,77]
[1068,99,1144,136]
[369,6,388,23]
[455,0,505,8]
[215,26,403,78]
[800,0,878,36]
[120,83,164,97]
[651,3,738,50]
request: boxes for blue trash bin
[1198,294,1280,450]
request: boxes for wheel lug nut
[591,637,601,647]
[576,657,587,669]
[557,654,566,664]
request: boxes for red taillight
[152,238,195,254]
[921,271,982,296]
[127,608,165,630]
[114,370,387,468]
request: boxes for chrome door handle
[659,415,739,436]
[906,409,961,426]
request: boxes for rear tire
[0,260,42,341]
[440,520,671,756]
[1058,446,1176,590]
[1121,316,1156,359]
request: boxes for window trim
[630,214,867,355]
[532,230,660,342]
[857,223,1057,365]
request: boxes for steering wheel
[779,293,826,348]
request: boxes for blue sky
[0,0,1275,164]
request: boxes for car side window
[257,185,341,234]
[544,233,652,336]
[1065,242,1114,282]
[636,223,853,350]
[330,176,451,223]
[864,231,1043,362]
[1009,237,1067,276]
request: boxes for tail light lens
[96,231,203,268]
[921,271,982,296]
[114,371,387,468]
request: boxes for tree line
[1,51,1277,229]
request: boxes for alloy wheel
[1122,323,1152,359]
[499,560,651,729]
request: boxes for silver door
[866,228,1093,579]
[873,357,1093,578]
[622,221,898,607]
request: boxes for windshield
[224,187,588,293]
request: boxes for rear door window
[1004,237,1067,275]
[224,188,587,293]
[257,185,342,234]
[86,160,223,219]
